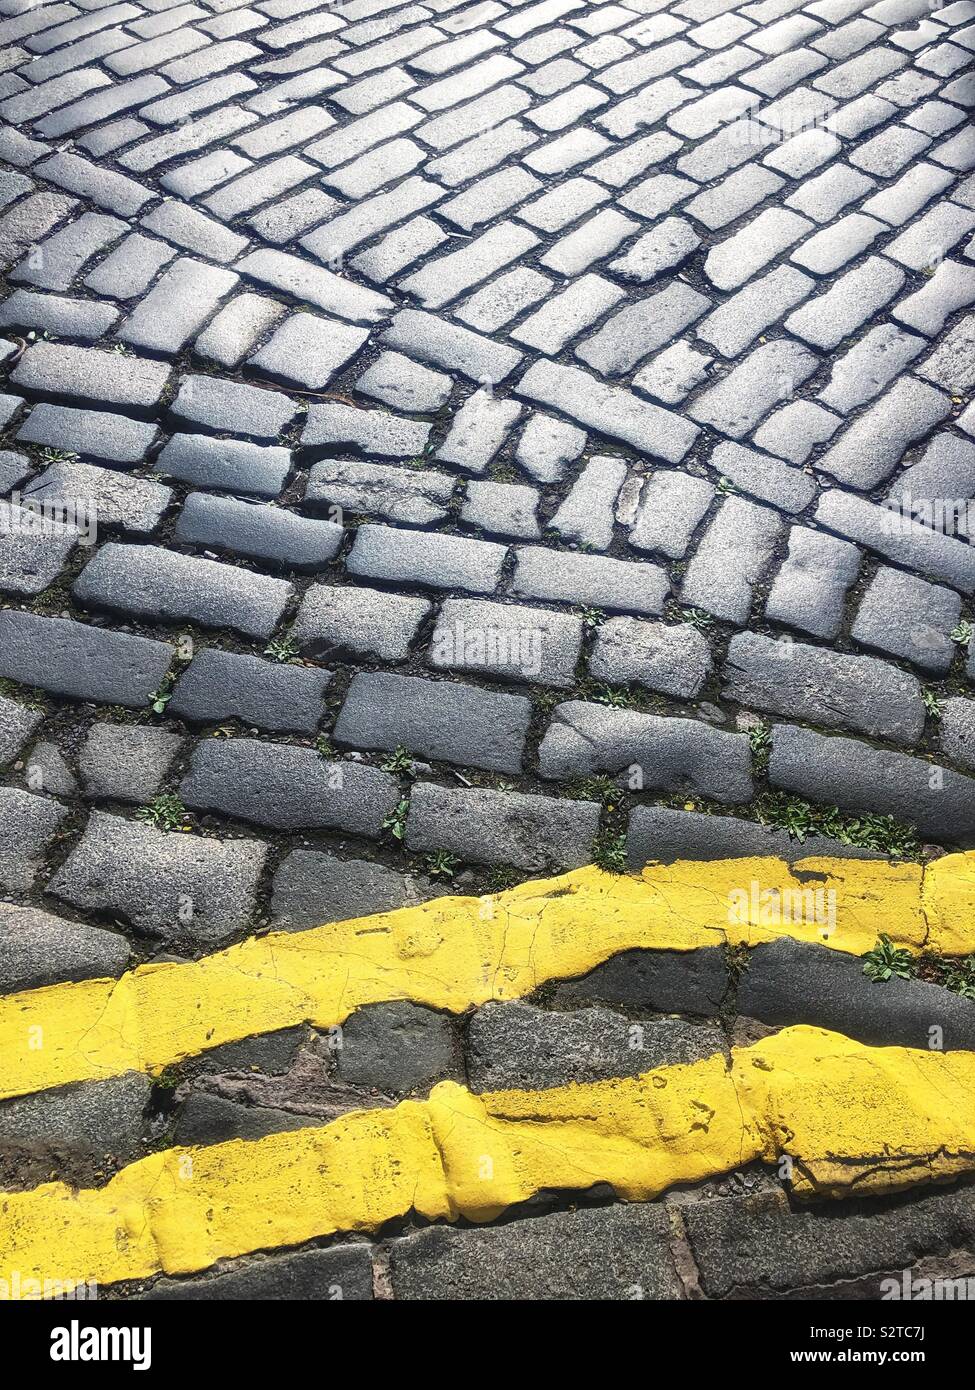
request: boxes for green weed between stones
[754,792,921,858]
[136,794,187,832]
[862,934,915,982]
[592,829,628,874]
[422,850,460,881]
[264,635,301,663]
[383,796,410,841]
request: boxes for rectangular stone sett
[334,671,531,774]
[347,523,506,594]
[155,434,292,498]
[0,611,174,707]
[179,737,399,835]
[539,700,753,802]
[11,343,171,411]
[168,648,331,734]
[405,781,600,871]
[72,543,294,639]
[516,359,699,462]
[770,723,975,842]
[175,493,343,569]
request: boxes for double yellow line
[2,852,974,1293]
[2,853,972,1102]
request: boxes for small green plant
[716,475,736,495]
[577,606,606,629]
[381,745,414,775]
[137,794,187,832]
[423,850,460,880]
[148,681,174,715]
[39,448,79,464]
[590,683,632,709]
[533,689,559,715]
[264,635,301,663]
[748,721,772,772]
[571,774,619,803]
[682,607,715,631]
[484,866,520,894]
[592,829,628,875]
[315,735,334,759]
[922,687,944,720]
[950,621,973,649]
[754,792,920,858]
[383,796,410,841]
[934,955,975,1000]
[862,935,915,983]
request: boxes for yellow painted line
[1,853,971,1103]
[3,1025,975,1291]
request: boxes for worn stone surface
[1,0,973,1297]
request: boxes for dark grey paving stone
[335,1001,462,1094]
[0,903,130,993]
[10,342,171,411]
[388,1203,683,1300]
[334,671,531,774]
[467,1000,725,1092]
[169,649,331,734]
[722,631,925,744]
[291,583,430,663]
[30,459,171,536]
[270,850,425,931]
[143,1245,374,1301]
[627,805,881,868]
[769,723,975,843]
[428,597,583,688]
[72,543,294,640]
[739,937,975,1052]
[553,944,730,1018]
[15,403,158,464]
[168,375,298,441]
[0,611,174,708]
[172,1092,325,1148]
[539,701,753,803]
[179,738,399,836]
[589,616,712,699]
[0,789,68,894]
[49,811,268,947]
[79,723,183,804]
[175,493,342,569]
[0,1074,150,1164]
[405,782,600,871]
[0,692,42,770]
[346,524,507,595]
[685,1188,975,1299]
[155,434,292,498]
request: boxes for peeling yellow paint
[3,1026,975,1292]
[0,852,969,1102]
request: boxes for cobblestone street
[1,0,975,1302]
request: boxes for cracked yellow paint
[0,852,969,1102]
[3,1026,975,1292]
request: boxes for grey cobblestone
[336,671,531,774]
[539,700,753,801]
[405,782,600,869]
[73,543,294,638]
